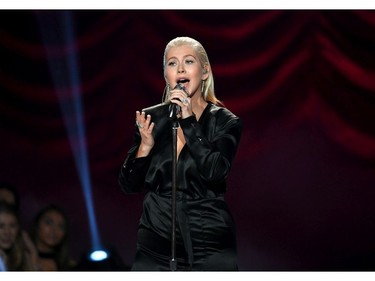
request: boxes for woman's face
[165,45,208,97]
[0,189,16,206]
[36,210,66,250]
[0,212,19,250]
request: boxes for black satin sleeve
[178,107,242,185]
[118,103,170,194]
[118,129,152,194]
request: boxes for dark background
[1,10,375,270]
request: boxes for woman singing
[118,36,242,271]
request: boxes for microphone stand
[170,116,178,271]
[169,84,186,271]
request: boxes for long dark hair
[0,202,28,270]
[31,204,73,270]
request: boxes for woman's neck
[36,241,54,254]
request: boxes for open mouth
[176,78,189,87]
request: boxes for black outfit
[118,102,242,271]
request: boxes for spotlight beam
[36,11,103,253]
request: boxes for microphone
[168,83,186,119]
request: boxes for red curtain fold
[1,10,375,270]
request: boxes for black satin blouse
[119,102,242,270]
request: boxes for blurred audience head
[0,182,20,211]
[0,202,23,270]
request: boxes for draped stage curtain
[1,10,374,270]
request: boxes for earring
[162,84,170,103]
[201,80,205,93]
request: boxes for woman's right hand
[135,111,155,157]
[21,230,40,270]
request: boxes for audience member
[0,182,20,211]
[31,204,76,270]
[0,202,39,271]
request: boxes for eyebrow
[167,54,196,61]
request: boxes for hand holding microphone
[169,84,191,119]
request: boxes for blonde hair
[162,36,222,106]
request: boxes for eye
[168,61,177,66]
[185,59,194,64]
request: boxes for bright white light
[89,250,108,261]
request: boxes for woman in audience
[0,182,20,211]
[31,204,76,270]
[0,202,39,271]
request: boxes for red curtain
[1,10,374,270]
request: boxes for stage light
[89,250,109,262]
[76,247,129,271]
